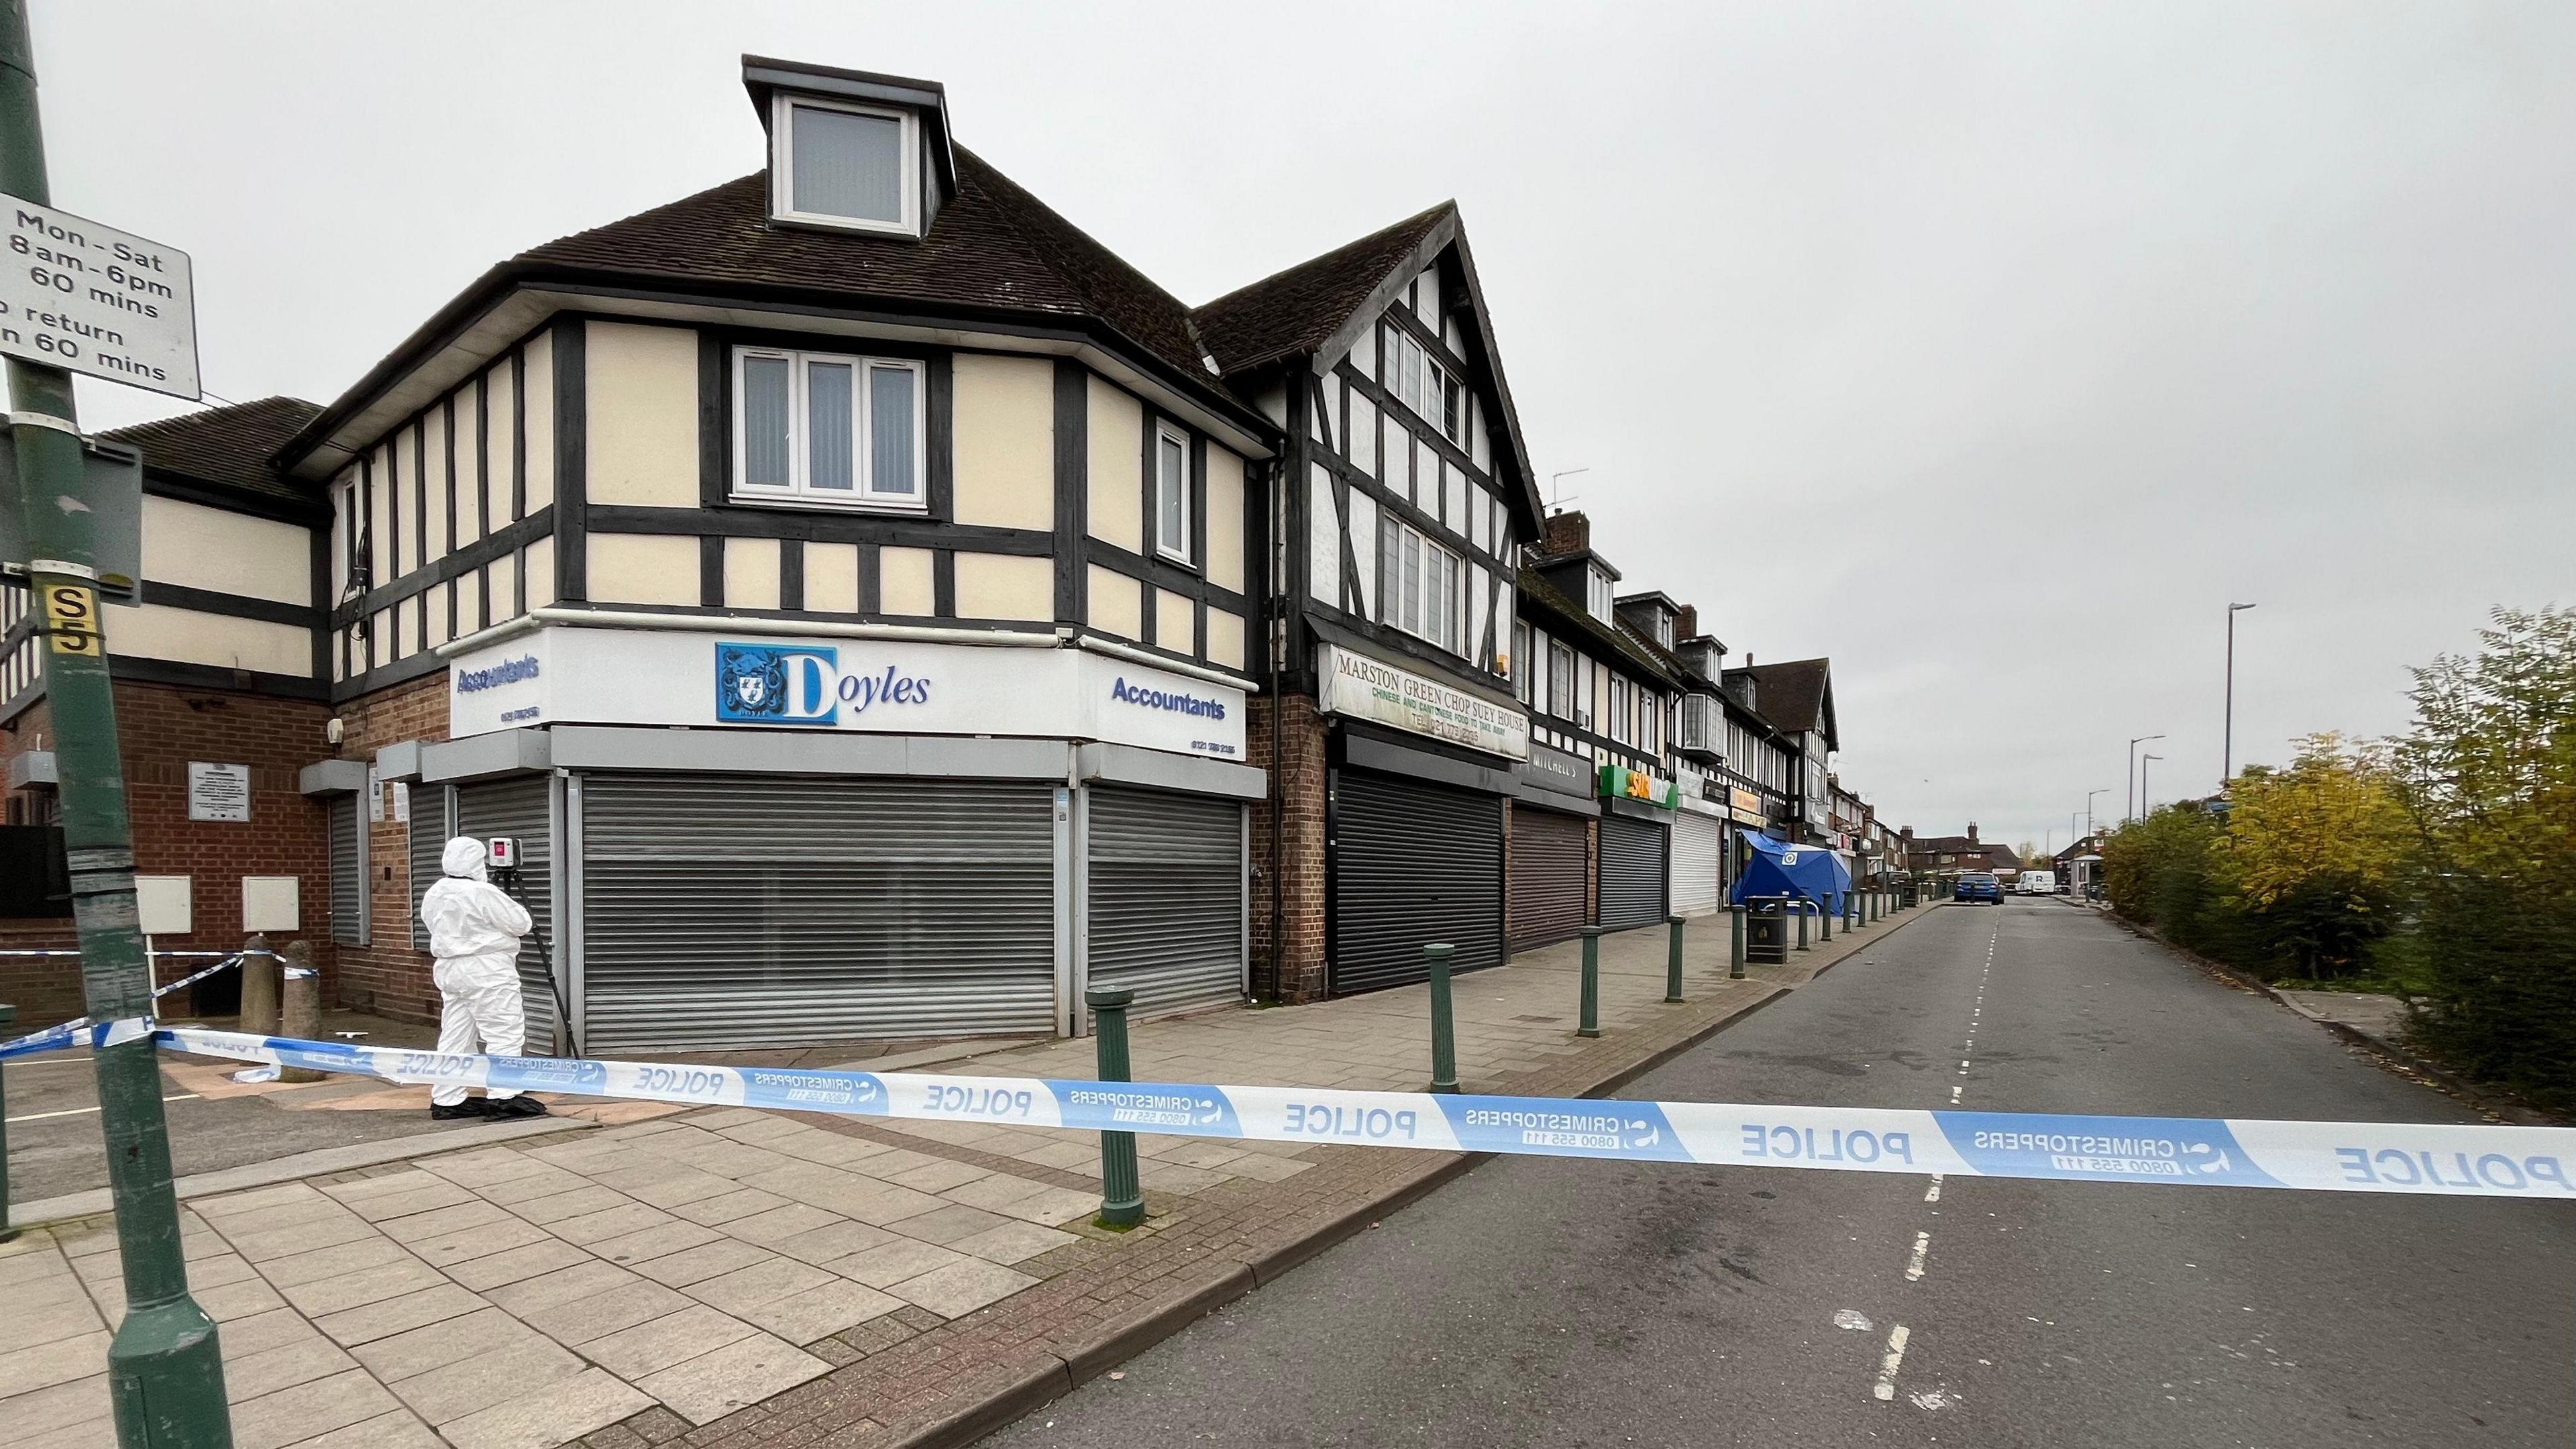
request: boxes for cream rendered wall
[1087,566,1140,640]
[1085,377,1143,551]
[367,443,390,584]
[452,385,482,546]
[586,534,693,607]
[1204,446,1245,593]
[1205,608,1246,671]
[724,537,780,610]
[106,604,309,677]
[955,552,1051,622]
[427,585,449,648]
[805,541,860,613]
[484,362,516,533]
[140,496,311,606]
[1156,589,1194,654]
[523,331,556,511]
[951,354,1053,530]
[526,537,555,608]
[586,321,699,508]
[881,547,936,616]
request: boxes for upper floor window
[1511,621,1533,702]
[734,346,924,508]
[1155,425,1192,563]
[1393,523,1460,655]
[1548,639,1576,719]
[1388,328,1461,444]
[774,97,918,234]
[1653,613,1673,649]
[1585,567,1613,621]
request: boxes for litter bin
[1745,898,1790,965]
[1900,879,1919,907]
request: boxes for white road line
[1906,1231,1932,1281]
[6,1093,197,1124]
[1949,1084,1963,1104]
[1873,1324,1911,1401]
[1923,1174,1943,1202]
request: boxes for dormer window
[773,95,918,234]
[1653,613,1673,649]
[1585,567,1613,622]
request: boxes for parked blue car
[1955,872,2003,904]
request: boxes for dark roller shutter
[1507,806,1589,952]
[1598,813,1668,932]
[454,775,559,1053]
[1088,787,1243,1018]
[409,784,453,952]
[1330,769,1503,994]
[327,795,366,945]
[580,773,1057,1052]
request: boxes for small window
[733,346,924,507]
[1155,426,1192,563]
[1394,523,1460,655]
[1387,327,1462,444]
[774,97,918,234]
[1548,639,1576,718]
[1511,621,1533,702]
[1586,568,1613,621]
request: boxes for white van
[2016,871,2057,896]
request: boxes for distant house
[1898,822,2021,876]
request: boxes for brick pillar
[1249,691,1329,1004]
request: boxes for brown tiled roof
[1191,204,1452,377]
[1726,658,1833,737]
[1519,569,1680,686]
[517,148,1214,389]
[100,397,323,504]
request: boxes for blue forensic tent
[1731,833,1850,914]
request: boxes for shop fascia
[1315,642,1529,761]
[1670,764,1728,818]
[447,624,1248,760]
[1598,762,1680,810]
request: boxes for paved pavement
[0,902,1922,1448]
[986,898,2576,1448]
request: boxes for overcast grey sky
[26,2,2574,855]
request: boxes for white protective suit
[419,837,535,1106]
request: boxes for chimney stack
[1537,509,1591,559]
[1676,604,1699,639]
[1967,822,1979,843]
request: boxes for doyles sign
[0,199,198,400]
[1317,643,1529,761]
[450,627,1245,761]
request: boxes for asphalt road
[983,900,2576,1448]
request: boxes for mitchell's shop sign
[450,627,1246,760]
[1316,643,1529,761]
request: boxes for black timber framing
[327,510,557,630]
[551,315,588,602]
[1050,359,1087,622]
[584,504,1051,557]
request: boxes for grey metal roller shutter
[1598,813,1668,932]
[580,773,1057,1052]
[1507,805,1589,953]
[1330,769,1504,995]
[1087,787,1243,1018]
[409,784,453,952]
[328,795,366,945]
[1670,812,1724,918]
[453,775,559,1053]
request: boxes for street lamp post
[2085,789,2108,841]
[2127,734,2165,823]
[2224,602,2257,790]
[2141,754,2164,814]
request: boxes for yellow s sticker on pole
[41,580,100,655]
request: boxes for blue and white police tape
[157,1026,2576,1200]
[0,1017,156,1059]
[0,951,274,1059]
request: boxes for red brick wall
[1,683,333,1026]
[326,672,451,1024]
[1248,691,1329,1004]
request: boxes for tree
[2223,733,2412,979]
[2015,841,2042,869]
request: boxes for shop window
[734,347,923,508]
[773,97,918,235]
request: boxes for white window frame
[730,345,926,510]
[770,94,921,236]
[1387,327,1463,445]
[1548,639,1576,720]
[1155,423,1193,564]
[1393,522,1461,655]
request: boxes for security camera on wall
[325,717,345,745]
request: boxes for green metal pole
[1664,915,1684,1004]
[1819,891,1832,942]
[1085,988,1144,1228]
[0,8,230,1444]
[1729,904,1746,979]
[1795,900,1810,951]
[1,1002,15,1244]
[1424,943,1458,1093]
[1576,926,1601,1038]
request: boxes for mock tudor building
[1723,656,1837,846]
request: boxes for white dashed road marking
[1873,1325,1911,1401]
[1906,1231,1932,1282]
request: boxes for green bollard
[1578,926,1602,1038]
[1796,900,1811,951]
[1729,904,1746,979]
[1820,893,1833,942]
[1425,943,1460,1093]
[1665,915,1686,1004]
[1086,988,1145,1229]
[0,1002,13,1244]
[1845,893,1856,933]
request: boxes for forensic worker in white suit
[419,837,548,1120]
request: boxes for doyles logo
[716,643,838,724]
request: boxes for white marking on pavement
[7,1092,197,1124]
[1911,1386,1960,1411]
[1874,1325,1911,1400]
[1949,1084,1963,1104]
[1924,1175,1943,1202]
[1834,1309,1874,1331]
[1906,1231,1931,1281]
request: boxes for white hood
[441,836,488,881]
